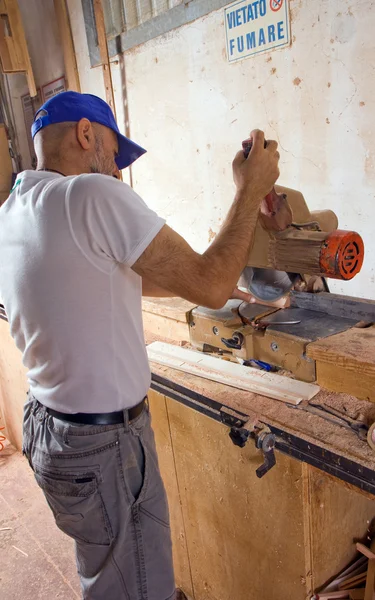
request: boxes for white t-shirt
[0,171,165,413]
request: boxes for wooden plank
[148,390,194,597]
[307,327,375,402]
[165,395,307,600]
[291,292,375,323]
[3,0,36,96]
[147,341,320,404]
[93,0,116,115]
[0,124,12,204]
[54,0,80,92]
[364,559,375,600]
[317,592,352,599]
[339,574,367,590]
[0,14,12,71]
[349,591,365,600]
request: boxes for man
[0,91,279,599]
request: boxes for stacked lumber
[313,542,375,600]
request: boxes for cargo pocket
[33,466,112,546]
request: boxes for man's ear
[76,118,94,150]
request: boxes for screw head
[212,326,219,335]
[271,342,279,352]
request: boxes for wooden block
[148,341,320,404]
[143,312,190,343]
[142,297,195,323]
[349,590,365,600]
[307,327,375,402]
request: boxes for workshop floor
[0,442,81,599]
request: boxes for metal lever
[228,425,277,478]
[255,431,276,478]
[221,332,244,350]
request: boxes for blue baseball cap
[31,91,146,170]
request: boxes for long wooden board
[147,341,320,404]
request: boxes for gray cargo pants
[22,396,175,600]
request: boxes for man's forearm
[201,187,262,306]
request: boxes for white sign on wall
[42,76,66,102]
[224,0,290,63]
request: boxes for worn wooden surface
[0,318,28,450]
[143,312,191,344]
[149,388,375,599]
[143,297,196,322]
[307,465,375,591]
[165,393,307,600]
[148,390,194,598]
[150,362,375,471]
[307,326,375,402]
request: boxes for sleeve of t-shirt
[66,173,166,270]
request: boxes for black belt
[46,397,147,425]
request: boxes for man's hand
[230,286,256,304]
[232,129,280,197]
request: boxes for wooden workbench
[148,364,375,600]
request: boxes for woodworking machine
[189,184,366,384]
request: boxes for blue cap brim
[116,133,146,170]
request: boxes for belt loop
[31,397,38,415]
[62,424,70,445]
[123,408,129,433]
[41,405,47,421]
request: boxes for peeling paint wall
[75,1,375,297]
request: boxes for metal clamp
[226,413,277,478]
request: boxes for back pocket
[33,466,112,546]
